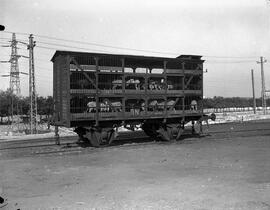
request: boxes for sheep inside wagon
[86,98,122,112]
[125,77,145,90]
[125,99,145,115]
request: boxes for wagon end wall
[53,55,71,127]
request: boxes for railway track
[0,136,76,150]
[0,132,152,158]
[1,120,270,158]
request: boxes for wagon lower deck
[72,113,202,147]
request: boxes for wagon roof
[51,50,204,63]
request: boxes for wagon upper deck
[51,51,204,128]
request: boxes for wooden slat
[166,69,184,74]
[70,64,96,71]
[70,89,96,94]
[184,90,202,95]
[184,70,202,75]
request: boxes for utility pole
[257,56,267,115]
[28,34,37,134]
[251,69,256,114]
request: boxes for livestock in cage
[112,79,122,90]
[51,51,207,146]
[191,100,198,111]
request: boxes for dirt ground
[1,123,270,209]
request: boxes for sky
[1,0,270,98]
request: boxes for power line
[34,57,53,63]
[35,38,259,59]
[36,43,259,62]
[203,55,258,59]
[35,66,52,71]
[0,37,11,40]
[205,60,256,64]
[2,30,260,59]
[36,38,179,55]
[3,31,181,55]
[2,30,30,36]
[35,36,259,59]
[36,44,114,54]
[34,50,56,57]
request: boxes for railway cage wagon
[51,51,205,147]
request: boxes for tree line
[203,96,269,108]
[0,89,53,123]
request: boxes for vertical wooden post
[55,125,60,145]
[121,58,125,117]
[251,69,256,114]
[66,56,71,127]
[182,62,185,113]
[145,97,148,115]
[94,57,99,126]
[145,70,149,94]
[201,65,205,116]
[164,60,168,117]
[121,58,125,92]
[182,97,185,113]
[182,62,185,105]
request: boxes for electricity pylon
[10,33,21,96]
[1,33,21,96]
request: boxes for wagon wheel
[106,129,118,145]
[84,127,118,147]
[84,128,102,147]
[74,127,89,143]
[157,124,184,141]
[175,125,184,140]
[194,121,203,134]
[141,123,159,139]
[157,125,174,141]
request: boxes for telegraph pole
[28,34,37,134]
[257,56,267,115]
[251,69,256,114]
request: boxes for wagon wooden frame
[51,51,204,146]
